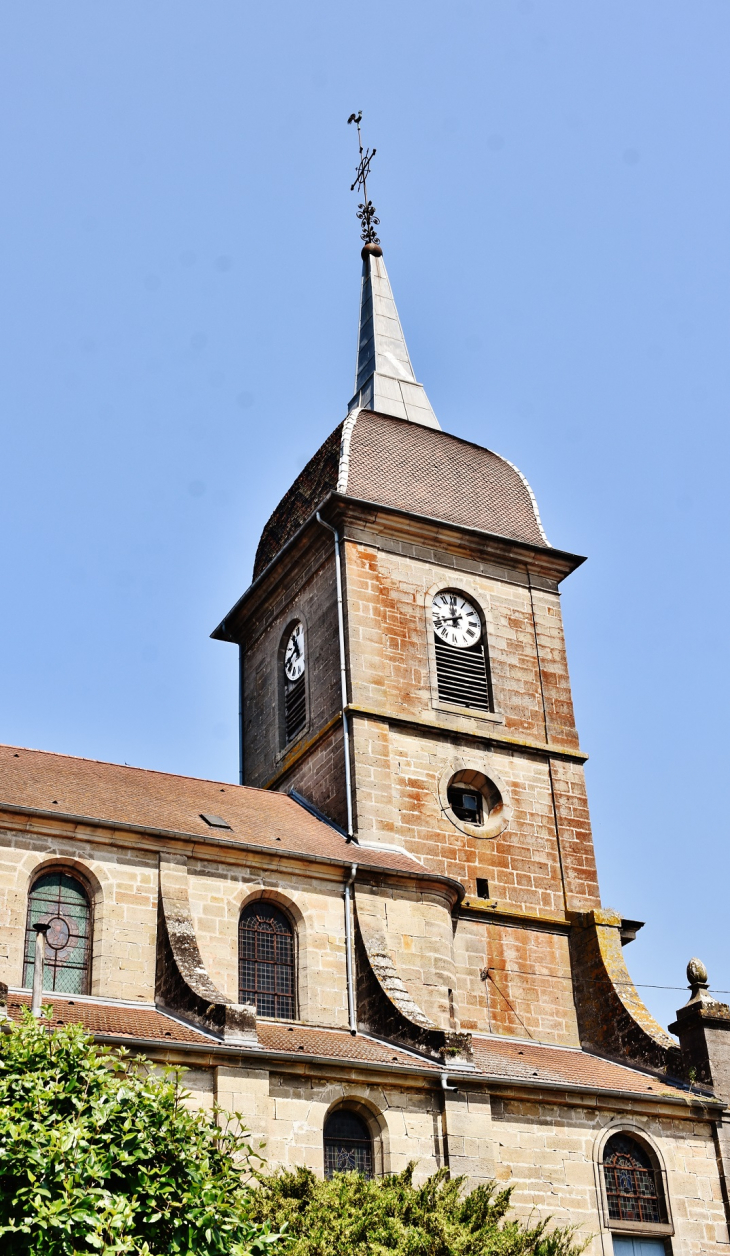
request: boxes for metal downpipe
[344,863,358,1034]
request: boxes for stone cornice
[212,491,585,644]
[0,803,463,905]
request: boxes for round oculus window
[432,592,482,649]
[284,624,305,681]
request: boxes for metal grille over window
[323,1109,373,1179]
[239,902,295,1020]
[283,622,306,742]
[432,592,491,711]
[23,871,92,996]
[603,1134,666,1225]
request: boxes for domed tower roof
[253,408,548,579]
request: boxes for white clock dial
[432,592,482,649]
[284,624,305,681]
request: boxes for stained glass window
[324,1109,373,1179]
[603,1134,665,1225]
[238,902,295,1019]
[23,870,92,995]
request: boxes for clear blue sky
[1,2,728,1031]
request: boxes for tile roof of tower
[252,410,548,580]
[0,743,432,879]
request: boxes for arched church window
[239,902,295,1020]
[323,1108,373,1179]
[23,870,92,995]
[432,591,492,712]
[603,1133,666,1225]
[282,622,306,743]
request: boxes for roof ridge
[0,742,280,796]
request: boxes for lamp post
[31,921,50,1018]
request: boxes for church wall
[342,539,580,749]
[0,825,158,1002]
[342,539,600,899]
[453,915,580,1046]
[354,879,457,1030]
[241,540,341,793]
[274,722,349,833]
[173,1054,730,1256]
[490,1095,729,1256]
[348,720,582,1044]
[187,860,350,1028]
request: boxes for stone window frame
[21,859,103,996]
[593,1120,674,1243]
[321,1097,386,1179]
[437,759,511,841]
[238,896,299,1022]
[276,611,311,757]
[237,888,307,1022]
[423,581,504,726]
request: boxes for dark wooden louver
[284,673,306,742]
[434,637,491,711]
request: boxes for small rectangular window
[476,878,490,900]
[200,813,232,829]
[448,786,483,824]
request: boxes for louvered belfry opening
[284,673,306,742]
[434,603,492,712]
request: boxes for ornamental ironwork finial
[347,111,380,247]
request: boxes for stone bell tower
[212,237,676,1068]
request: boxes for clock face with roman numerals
[432,592,482,649]
[284,624,305,681]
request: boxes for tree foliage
[0,1008,280,1256]
[249,1164,589,1256]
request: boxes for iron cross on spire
[347,111,380,246]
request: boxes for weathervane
[347,111,380,247]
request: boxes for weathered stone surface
[155,854,256,1044]
[570,908,676,1069]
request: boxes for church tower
[213,226,673,1068]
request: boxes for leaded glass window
[23,870,92,995]
[323,1109,373,1179]
[238,902,295,1019]
[603,1134,665,1225]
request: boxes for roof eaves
[85,1032,722,1109]
[212,488,586,643]
[0,800,460,892]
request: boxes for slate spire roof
[347,244,440,430]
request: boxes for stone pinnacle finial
[687,957,709,999]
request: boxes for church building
[1,211,730,1256]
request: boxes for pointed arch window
[23,870,92,995]
[603,1134,667,1226]
[432,590,492,712]
[239,902,295,1020]
[323,1109,373,1179]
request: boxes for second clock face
[284,624,305,681]
[432,592,482,649]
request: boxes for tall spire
[346,113,440,430]
[347,246,440,429]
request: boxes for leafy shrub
[0,1008,281,1256]
[249,1163,589,1256]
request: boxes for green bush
[249,1163,589,1256]
[0,1008,281,1256]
